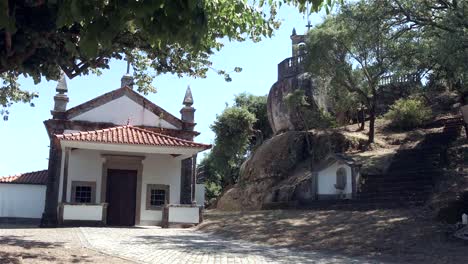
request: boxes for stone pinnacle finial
[52,71,69,118]
[121,57,134,89]
[292,27,297,36]
[121,74,134,89]
[56,72,68,94]
[183,85,194,106]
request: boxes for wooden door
[106,169,137,226]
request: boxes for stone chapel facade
[40,74,210,227]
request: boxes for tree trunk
[368,101,376,144]
[459,90,468,138]
[358,107,365,131]
[368,111,375,144]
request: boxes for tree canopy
[305,0,420,143]
[390,0,468,97]
[0,0,336,116]
[198,93,270,199]
[234,92,272,147]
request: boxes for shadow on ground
[132,233,365,263]
[197,209,468,264]
[0,235,97,263]
[0,235,62,263]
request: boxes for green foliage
[385,97,432,130]
[197,153,223,201]
[328,85,361,125]
[391,0,468,97]
[205,181,223,202]
[305,0,420,142]
[197,93,272,195]
[210,106,256,186]
[0,0,335,118]
[234,93,273,147]
[211,107,256,157]
[284,89,334,130]
[0,73,38,120]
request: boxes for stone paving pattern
[79,227,383,264]
[0,225,130,263]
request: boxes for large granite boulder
[217,130,359,210]
[267,73,330,134]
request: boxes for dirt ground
[197,209,468,264]
[0,224,132,264]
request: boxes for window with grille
[71,181,96,204]
[150,189,166,206]
[146,184,170,210]
[75,186,92,203]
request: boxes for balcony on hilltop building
[277,55,306,81]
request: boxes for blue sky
[0,5,325,176]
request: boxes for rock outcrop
[217,130,360,210]
[267,73,331,134]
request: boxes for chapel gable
[46,74,198,140]
[65,87,182,129]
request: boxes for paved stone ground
[79,227,386,264]
[0,224,130,263]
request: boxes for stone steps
[293,117,463,211]
[357,191,432,200]
[297,199,425,210]
[360,184,433,193]
[354,119,463,207]
[362,175,437,183]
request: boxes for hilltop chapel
[0,73,211,227]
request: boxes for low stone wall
[59,203,107,226]
[0,217,41,226]
[162,204,202,228]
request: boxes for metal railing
[276,55,419,88]
[277,55,306,81]
[379,74,419,86]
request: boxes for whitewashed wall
[0,184,46,219]
[168,207,199,224]
[195,184,205,207]
[62,204,103,221]
[317,162,353,198]
[63,149,103,203]
[57,148,186,225]
[140,154,181,223]
[71,95,177,129]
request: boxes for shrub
[385,97,432,130]
[284,89,335,130]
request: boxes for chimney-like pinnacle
[56,72,68,94]
[292,27,297,36]
[121,74,134,89]
[180,85,195,126]
[183,85,194,106]
[52,71,69,119]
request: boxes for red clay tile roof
[0,170,48,185]
[56,125,211,149]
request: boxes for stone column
[180,157,194,204]
[40,137,62,227]
[191,154,198,203]
[179,86,196,204]
[41,73,68,227]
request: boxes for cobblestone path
[79,227,384,264]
